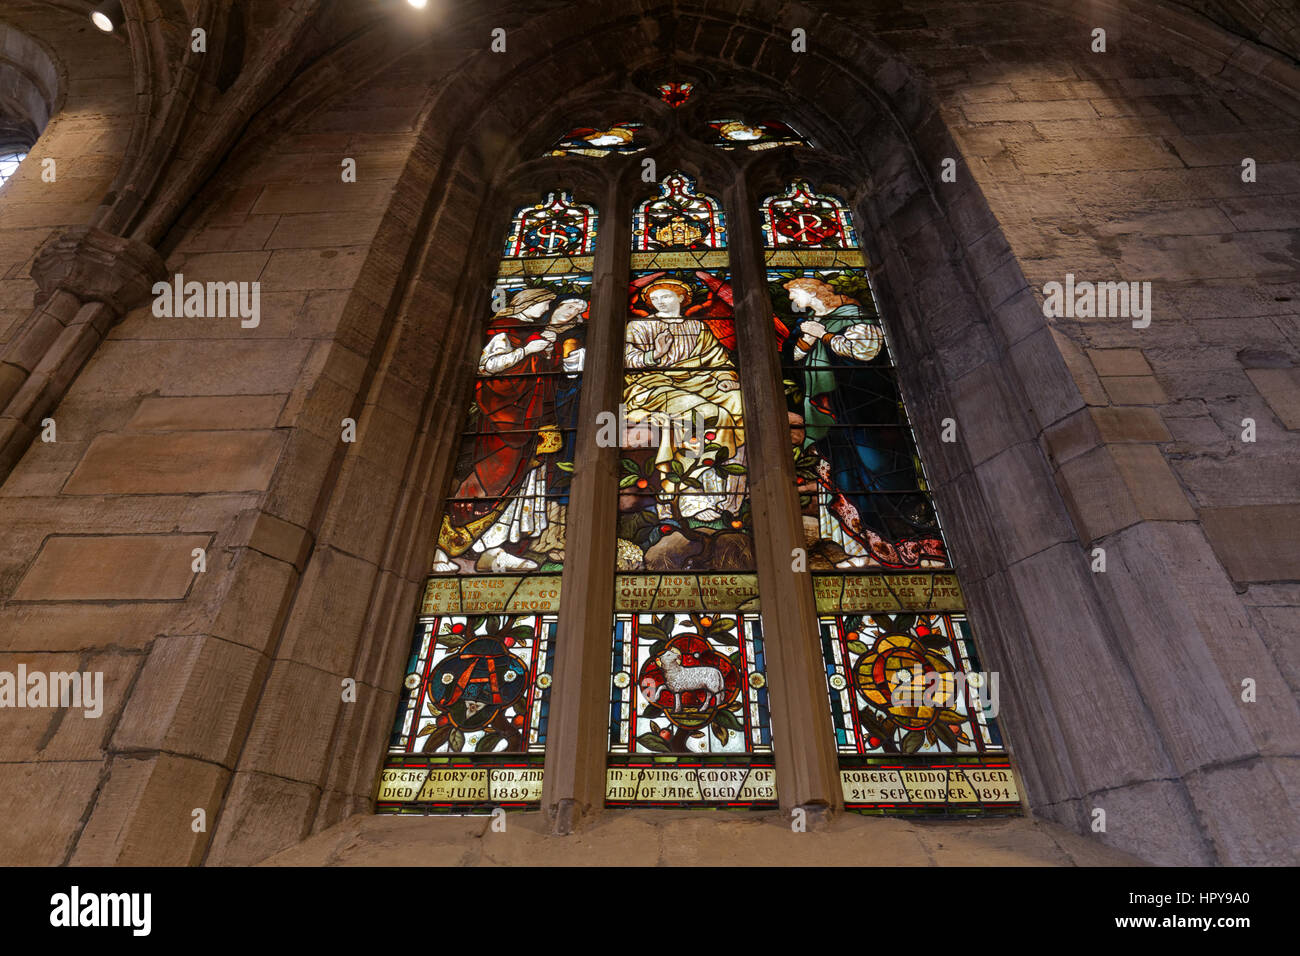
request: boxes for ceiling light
[91,0,125,32]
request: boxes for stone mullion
[541,177,629,833]
[725,178,843,818]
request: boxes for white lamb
[652,646,726,712]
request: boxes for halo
[641,278,692,303]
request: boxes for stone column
[0,225,165,476]
[725,182,844,818]
[541,179,630,833]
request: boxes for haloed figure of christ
[623,271,745,521]
[778,276,945,569]
[434,288,588,573]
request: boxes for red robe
[447,321,558,528]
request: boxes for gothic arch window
[377,78,1017,816]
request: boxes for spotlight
[91,0,125,33]
[406,0,428,8]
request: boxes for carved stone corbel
[0,226,167,476]
[30,225,167,317]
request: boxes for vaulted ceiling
[2,0,1296,251]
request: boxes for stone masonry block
[0,762,102,865]
[1090,406,1172,442]
[111,633,268,766]
[1088,348,1152,377]
[69,753,229,865]
[11,533,211,601]
[1053,445,1141,542]
[1245,368,1300,428]
[63,431,285,494]
[128,394,286,431]
[1102,375,1169,405]
[1201,505,1300,582]
[1110,445,1196,520]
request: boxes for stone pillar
[725,183,844,818]
[0,225,166,476]
[541,179,630,833]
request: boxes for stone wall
[920,1,1300,865]
[0,0,1295,866]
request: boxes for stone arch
[188,0,1299,866]
[0,17,60,154]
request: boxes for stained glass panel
[617,264,752,571]
[432,193,594,577]
[707,119,810,151]
[762,180,858,249]
[632,171,727,251]
[763,181,1017,814]
[504,191,598,257]
[609,173,770,805]
[656,81,695,108]
[607,611,775,806]
[821,613,1001,755]
[378,191,597,812]
[546,122,647,157]
[772,267,947,571]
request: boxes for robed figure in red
[435,288,587,572]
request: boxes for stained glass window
[708,119,810,151]
[0,151,26,187]
[608,171,774,808]
[376,191,596,813]
[763,180,1016,813]
[377,90,1023,821]
[656,81,694,108]
[546,122,646,157]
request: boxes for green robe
[795,303,863,442]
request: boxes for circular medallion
[637,633,741,729]
[852,631,956,733]
[428,636,529,731]
[775,211,839,245]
